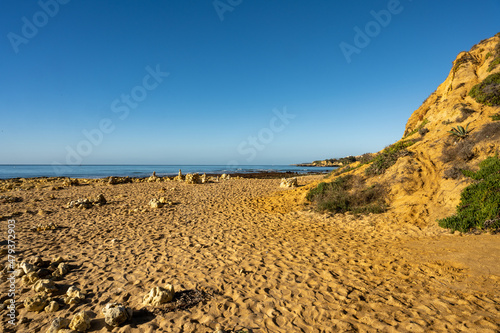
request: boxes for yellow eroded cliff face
[265,33,500,228]
[381,33,500,226]
[405,33,500,135]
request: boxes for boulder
[220,174,231,180]
[149,198,164,209]
[201,173,208,184]
[34,222,58,231]
[66,199,93,209]
[28,256,44,267]
[185,173,201,184]
[45,317,70,333]
[65,285,85,304]
[280,177,298,188]
[93,193,107,206]
[32,279,57,293]
[44,300,60,313]
[21,271,40,286]
[52,263,70,278]
[63,178,79,187]
[173,169,184,181]
[102,302,133,327]
[143,285,175,306]
[20,262,36,274]
[51,256,64,265]
[13,268,25,278]
[24,293,49,312]
[148,171,159,182]
[69,311,91,332]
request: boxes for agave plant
[448,123,471,139]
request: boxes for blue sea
[0,165,336,180]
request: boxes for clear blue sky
[1,0,499,165]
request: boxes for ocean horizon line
[0,163,304,166]
[0,164,336,180]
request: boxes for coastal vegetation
[487,56,500,72]
[468,72,500,106]
[441,121,500,179]
[490,112,500,121]
[364,140,415,176]
[306,174,387,215]
[438,155,500,232]
[447,124,471,139]
[404,118,429,138]
[310,155,357,166]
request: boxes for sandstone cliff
[268,33,500,228]
[380,32,500,226]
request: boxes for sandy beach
[2,1,499,332]
[1,175,499,332]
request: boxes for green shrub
[306,175,387,215]
[485,52,492,60]
[487,57,500,72]
[490,113,500,121]
[404,119,429,138]
[469,73,500,106]
[333,165,353,176]
[358,153,375,164]
[438,156,500,232]
[365,140,415,176]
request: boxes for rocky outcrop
[69,311,91,332]
[20,262,36,275]
[45,317,70,333]
[173,169,184,182]
[24,292,49,312]
[65,285,85,304]
[62,178,79,186]
[32,222,59,231]
[21,272,39,286]
[143,285,175,306]
[149,197,172,208]
[93,193,107,206]
[185,173,201,184]
[107,176,132,185]
[305,33,500,226]
[52,262,70,278]
[66,194,106,209]
[201,173,208,183]
[32,279,57,293]
[148,171,159,182]
[102,302,133,327]
[149,198,163,209]
[44,301,60,313]
[280,177,298,188]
